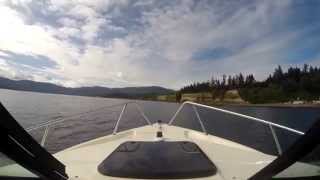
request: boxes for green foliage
[211,89,226,100]
[239,85,287,104]
[180,64,320,104]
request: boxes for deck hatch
[98,141,217,179]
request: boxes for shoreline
[1,88,319,108]
[219,103,320,108]
[152,99,320,108]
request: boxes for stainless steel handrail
[269,124,282,155]
[169,101,304,135]
[27,100,305,155]
[27,101,151,146]
[169,101,305,155]
[192,105,207,134]
[113,103,127,135]
[26,102,135,132]
[112,102,152,134]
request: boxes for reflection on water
[0,89,319,157]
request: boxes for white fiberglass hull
[54,123,279,180]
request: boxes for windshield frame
[249,118,320,180]
[0,102,68,180]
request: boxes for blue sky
[0,0,319,89]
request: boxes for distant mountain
[0,77,174,98]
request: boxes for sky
[0,0,320,89]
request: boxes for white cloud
[67,4,97,19]
[81,17,106,42]
[0,0,318,89]
[0,59,15,78]
[57,17,79,27]
[133,0,154,7]
[0,5,80,69]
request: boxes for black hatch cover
[98,141,217,179]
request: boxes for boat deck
[55,124,276,180]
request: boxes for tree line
[178,64,320,103]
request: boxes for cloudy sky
[0,0,319,89]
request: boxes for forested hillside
[179,64,320,104]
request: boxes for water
[0,89,319,156]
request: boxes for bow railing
[26,101,151,147]
[169,101,305,155]
[26,100,305,155]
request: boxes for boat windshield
[0,152,38,178]
[274,144,320,179]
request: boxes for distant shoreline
[218,103,320,108]
[1,88,319,108]
[154,90,320,108]
[152,99,320,108]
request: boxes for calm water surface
[0,89,319,156]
